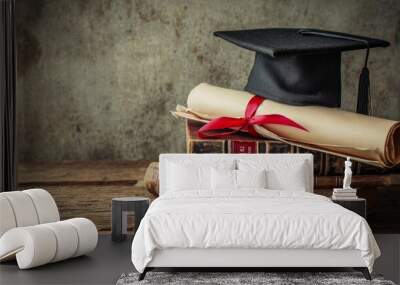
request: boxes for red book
[229,140,258,153]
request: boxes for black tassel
[298,31,374,115]
[356,66,370,114]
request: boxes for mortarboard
[214,28,390,114]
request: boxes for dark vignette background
[16,0,400,161]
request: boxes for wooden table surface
[18,160,155,232]
[17,160,400,233]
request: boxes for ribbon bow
[198,96,307,139]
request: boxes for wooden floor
[17,160,155,232]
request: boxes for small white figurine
[343,157,353,190]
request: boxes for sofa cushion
[0,218,97,269]
[0,196,17,237]
[0,192,39,227]
[0,189,60,238]
[23,189,59,224]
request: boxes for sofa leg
[138,268,148,281]
[354,267,371,280]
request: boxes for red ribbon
[198,95,308,139]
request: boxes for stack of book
[184,120,400,190]
[332,188,358,200]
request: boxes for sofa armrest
[0,218,98,269]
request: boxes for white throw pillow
[211,168,236,190]
[266,161,308,191]
[163,157,237,194]
[167,162,210,191]
[236,169,267,189]
[211,169,267,190]
[238,159,309,191]
[166,159,236,192]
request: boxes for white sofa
[0,189,98,269]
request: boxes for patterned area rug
[116,272,396,285]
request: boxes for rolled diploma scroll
[183,83,400,167]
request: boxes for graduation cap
[214,28,390,114]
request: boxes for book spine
[186,120,225,153]
[332,196,359,200]
[294,147,325,176]
[332,192,358,196]
[187,139,225,153]
[314,174,400,189]
[323,154,345,176]
[333,189,357,193]
[265,141,294,153]
[228,140,258,153]
[227,140,294,154]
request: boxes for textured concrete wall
[16,0,400,161]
